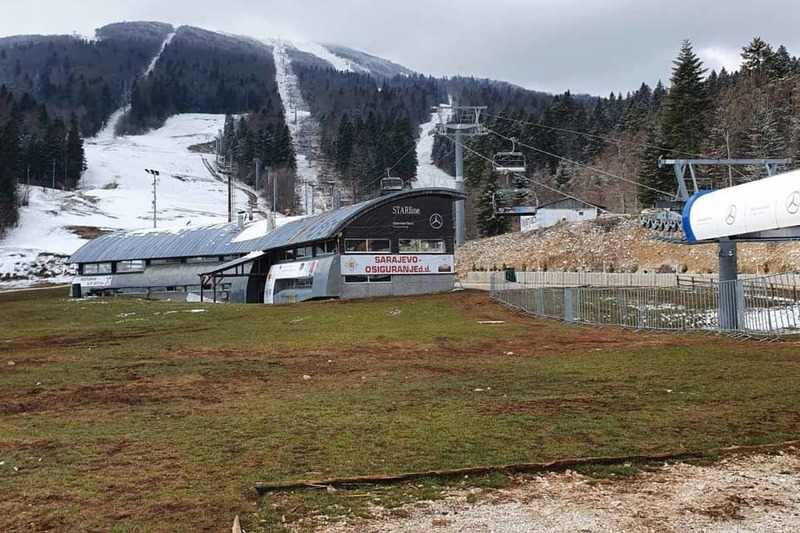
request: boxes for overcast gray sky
[1,0,797,96]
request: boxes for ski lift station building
[67,188,465,304]
[520,198,603,232]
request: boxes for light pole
[145,168,160,228]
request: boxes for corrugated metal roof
[538,198,605,210]
[68,188,465,264]
[199,251,265,276]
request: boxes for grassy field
[2,289,800,532]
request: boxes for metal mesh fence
[490,271,800,336]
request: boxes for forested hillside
[0,22,173,135]
[292,68,444,199]
[0,86,85,236]
[2,20,800,245]
[459,38,800,238]
[119,26,282,134]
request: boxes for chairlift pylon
[492,138,527,175]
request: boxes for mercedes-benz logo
[429,213,443,229]
[786,191,800,214]
[725,205,737,226]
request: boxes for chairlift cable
[441,132,613,215]
[483,112,753,180]
[486,128,673,197]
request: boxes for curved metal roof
[68,188,466,263]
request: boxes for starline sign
[341,254,454,275]
[392,205,421,215]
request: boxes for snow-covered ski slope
[0,27,415,287]
[414,113,456,189]
[272,40,329,215]
[264,38,412,78]
[0,114,259,286]
[290,41,353,72]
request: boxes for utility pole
[433,104,487,246]
[145,168,160,228]
[51,159,55,189]
[227,172,232,223]
[268,167,277,213]
[255,159,261,191]
[224,148,235,223]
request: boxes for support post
[433,105,486,247]
[454,130,466,246]
[718,239,739,331]
[673,163,689,201]
[227,173,232,223]
[145,168,159,228]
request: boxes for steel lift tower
[659,157,790,329]
[433,105,487,246]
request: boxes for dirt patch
[0,374,223,415]
[65,225,106,239]
[0,438,65,452]
[315,451,800,533]
[0,325,209,354]
[188,141,215,154]
[480,395,642,416]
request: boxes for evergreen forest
[2,22,800,241]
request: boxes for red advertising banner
[340,254,454,275]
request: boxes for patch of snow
[144,32,176,76]
[290,41,353,72]
[413,112,456,189]
[232,220,272,243]
[72,32,99,43]
[0,114,263,288]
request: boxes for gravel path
[314,451,800,532]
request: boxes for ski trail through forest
[414,113,456,189]
[272,41,326,215]
[92,31,176,144]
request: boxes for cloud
[1,0,799,96]
[699,46,742,74]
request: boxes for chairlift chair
[492,187,538,216]
[492,138,527,174]
[380,169,404,192]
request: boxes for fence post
[564,289,575,322]
[736,281,746,333]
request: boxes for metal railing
[490,271,800,337]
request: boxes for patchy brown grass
[188,141,216,153]
[1,290,800,532]
[65,225,105,239]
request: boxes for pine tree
[651,80,667,111]
[773,45,793,78]
[65,113,85,188]
[637,123,674,206]
[335,113,355,170]
[741,37,775,76]
[554,161,574,189]
[0,117,21,234]
[746,102,785,160]
[662,40,711,156]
